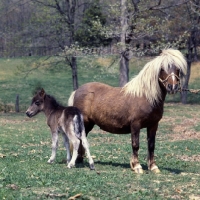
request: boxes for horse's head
[26,88,46,117]
[159,65,181,94]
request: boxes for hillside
[0,57,200,112]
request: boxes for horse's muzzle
[167,83,179,94]
[26,111,32,118]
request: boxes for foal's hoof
[67,163,75,169]
[47,159,54,164]
[130,161,143,174]
[89,164,95,170]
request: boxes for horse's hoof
[151,168,161,174]
[134,168,144,174]
[130,160,143,174]
[150,165,160,173]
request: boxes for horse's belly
[99,126,130,134]
[95,119,131,134]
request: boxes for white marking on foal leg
[62,133,71,164]
[81,133,95,170]
[48,132,58,163]
[67,123,80,168]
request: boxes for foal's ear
[39,88,46,98]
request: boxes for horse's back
[73,82,136,133]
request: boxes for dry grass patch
[161,115,200,141]
[96,57,114,67]
[177,155,200,162]
[190,61,200,83]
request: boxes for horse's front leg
[130,124,143,174]
[147,123,160,173]
[48,131,58,163]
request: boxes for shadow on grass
[161,167,183,174]
[58,159,183,174]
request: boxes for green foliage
[75,0,112,47]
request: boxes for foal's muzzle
[26,110,36,118]
[26,111,32,118]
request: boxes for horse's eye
[35,101,40,106]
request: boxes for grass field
[0,56,200,199]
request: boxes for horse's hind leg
[81,133,95,170]
[62,133,71,164]
[48,131,58,163]
[147,124,160,173]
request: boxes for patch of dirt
[176,155,200,162]
[0,118,37,125]
[169,130,200,141]
[161,117,200,141]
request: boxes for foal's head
[159,65,181,94]
[26,88,46,118]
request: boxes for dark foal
[26,88,95,170]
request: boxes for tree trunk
[119,0,129,87]
[120,52,129,86]
[181,55,191,104]
[181,35,193,104]
[71,56,78,90]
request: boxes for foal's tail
[73,112,85,138]
[68,90,76,106]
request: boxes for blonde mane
[122,49,187,106]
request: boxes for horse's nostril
[168,84,172,90]
[26,111,30,117]
[174,84,179,90]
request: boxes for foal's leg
[81,132,95,170]
[147,123,160,173]
[48,131,58,163]
[76,122,94,163]
[130,124,143,174]
[67,134,80,168]
[62,133,71,164]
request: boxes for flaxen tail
[68,91,76,106]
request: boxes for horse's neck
[160,84,167,103]
[43,98,56,119]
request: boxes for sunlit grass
[0,103,200,199]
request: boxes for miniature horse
[26,88,95,170]
[68,49,187,173]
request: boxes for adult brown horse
[68,49,187,173]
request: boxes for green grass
[0,104,200,199]
[0,56,200,199]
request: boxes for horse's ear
[39,88,46,98]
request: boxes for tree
[75,0,112,47]
[29,0,82,90]
[180,0,200,103]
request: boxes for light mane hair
[122,49,187,106]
